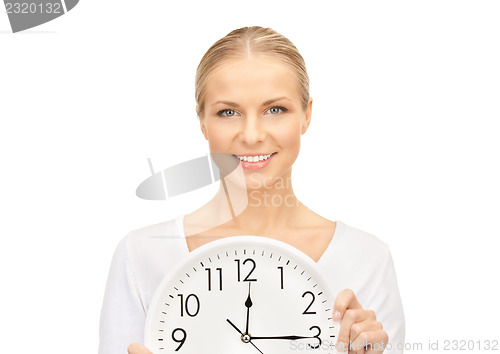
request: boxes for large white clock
[144,235,341,353]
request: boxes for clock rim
[144,235,338,351]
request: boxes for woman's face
[199,55,312,190]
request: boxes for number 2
[302,291,316,314]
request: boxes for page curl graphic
[4,0,79,33]
[137,153,249,235]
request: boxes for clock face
[145,236,340,353]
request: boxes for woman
[99,26,405,354]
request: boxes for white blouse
[98,214,405,353]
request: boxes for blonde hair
[195,26,310,119]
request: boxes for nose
[239,115,266,145]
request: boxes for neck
[209,170,303,235]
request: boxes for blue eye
[216,106,288,117]
[217,109,238,117]
[267,106,288,114]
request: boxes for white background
[1,0,499,353]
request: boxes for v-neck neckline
[176,214,342,264]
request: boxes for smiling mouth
[233,152,277,162]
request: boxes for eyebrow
[211,96,292,107]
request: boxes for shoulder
[122,215,182,248]
[339,222,388,248]
[117,215,185,269]
[334,221,391,262]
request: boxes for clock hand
[251,335,316,340]
[244,281,253,335]
[226,318,243,335]
[226,319,264,354]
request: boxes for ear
[197,106,208,140]
[301,97,313,135]
[200,122,208,141]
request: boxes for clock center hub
[241,333,251,343]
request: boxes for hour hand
[244,282,253,334]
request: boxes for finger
[352,329,389,354]
[336,309,375,352]
[350,318,383,344]
[127,343,153,354]
[333,289,362,322]
[348,345,366,354]
[349,320,383,354]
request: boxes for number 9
[172,328,187,351]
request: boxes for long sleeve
[365,245,405,354]
[98,235,146,354]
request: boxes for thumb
[127,343,153,354]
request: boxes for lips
[233,152,277,162]
[233,152,277,170]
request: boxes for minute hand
[251,335,316,340]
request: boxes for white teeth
[236,153,274,162]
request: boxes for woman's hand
[127,343,153,354]
[333,289,388,353]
